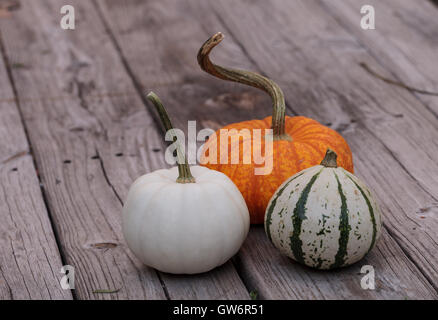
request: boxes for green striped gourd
[265,149,382,269]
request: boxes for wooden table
[0,0,437,300]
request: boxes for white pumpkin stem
[147,92,196,183]
[320,148,338,168]
[197,32,291,141]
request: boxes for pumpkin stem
[320,149,338,168]
[197,32,291,141]
[147,92,195,183]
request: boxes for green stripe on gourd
[331,172,350,269]
[345,173,377,254]
[290,169,322,265]
[265,171,305,242]
[264,149,382,270]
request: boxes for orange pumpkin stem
[198,32,291,141]
[147,92,195,183]
[320,149,338,168]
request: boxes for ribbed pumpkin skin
[123,166,250,274]
[265,165,382,269]
[201,116,354,224]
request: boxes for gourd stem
[320,148,338,168]
[197,32,291,141]
[147,92,195,183]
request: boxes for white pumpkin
[265,149,382,269]
[123,92,249,274]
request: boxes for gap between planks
[316,0,438,293]
[0,30,73,300]
[94,146,172,300]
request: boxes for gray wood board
[320,0,438,116]
[0,32,71,299]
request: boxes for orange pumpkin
[198,33,354,224]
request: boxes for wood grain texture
[0,0,249,300]
[0,38,71,299]
[320,0,438,115]
[96,0,438,299]
[0,0,165,300]
[94,0,272,133]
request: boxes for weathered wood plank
[0,0,249,300]
[95,0,438,298]
[208,0,438,294]
[320,0,438,115]
[95,0,272,132]
[0,0,165,300]
[318,0,438,292]
[0,40,71,299]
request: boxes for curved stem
[197,32,291,141]
[320,148,338,168]
[147,92,195,183]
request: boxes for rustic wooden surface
[0,25,71,299]
[0,0,437,299]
